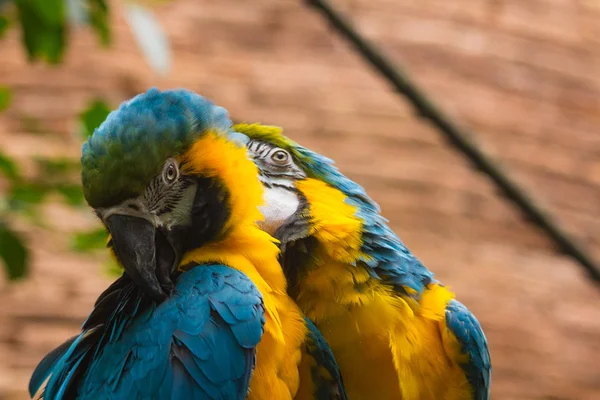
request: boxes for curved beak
[106,214,177,302]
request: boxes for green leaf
[70,227,108,252]
[0,151,20,181]
[89,0,110,46]
[15,0,66,64]
[19,114,46,134]
[0,86,12,112]
[79,99,111,139]
[35,157,80,178]
[0,220,29,280]
[8,183,48,209]
[55,184,85,206]
[32,0,63,24]
[0,15,9,39]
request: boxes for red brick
[320,87,409,117]
[512,168,600,215]
[353,0,491,25]
[501,138,582,177]
[584,159,600,186]
[496,0,582,44]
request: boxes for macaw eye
[162,161,179,184]
[270,149,290,165]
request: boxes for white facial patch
[258,186,300,235]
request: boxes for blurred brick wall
[1,0,600,399]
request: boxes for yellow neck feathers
[295,178,365,264]
[179,131,265,232]
[178,131,287,298]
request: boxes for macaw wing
[36,265,265,400]
[445,299,491,400]
[303,317,348,400]
[29,336,78,397]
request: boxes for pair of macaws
[29,88,491,400]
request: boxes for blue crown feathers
[81,88,232,208]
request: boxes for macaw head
[228,125,307,237]
[233,123,434,295]
[232,123,377,247]
[82,88,264,301]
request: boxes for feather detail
[236,124,490,400]
[444,300,492,400]
[29,336,77,397]
[81,88,233,208]
[31,266,265,399]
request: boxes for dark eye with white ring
[162,161,179,184]
[270,149,290,165]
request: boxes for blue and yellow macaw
[232,123,492,400]
[29,89,346,399]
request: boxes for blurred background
[1,0,600,399]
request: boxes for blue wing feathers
[42,333,94,399]
[28,336,77,397]
[445,299,491,400]
[292,143,436,297]
[53,354,85,400]
[171,357,211,400]
[155,361,174,400]
[296,139,489,400]
[230,312,264,349]
[32,265,265,399]
[171,341,227,398]
[240,130,487,399]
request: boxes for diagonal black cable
[305,0,600,285]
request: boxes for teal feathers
[81,88,233,208]
[30,266,265,399]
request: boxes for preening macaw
[28,89,346,400]
[232,123,492,400]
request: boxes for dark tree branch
[305,0,600,286]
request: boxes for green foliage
[19,114,46,134]
[0,15,9,39]
[0,99,113,280]
[6,159,85,209]
[79,99,111,139]
[0,147,29,281]
[71,227,108,252]
[0,154,85,280]
[56,184,85,206]
[0,0,174,281]
[0,220,29,280]
[0,86,12,112]
[89,0,110,46]
[4,0,170,72]
[7,182,48,212]
[11,0,112,63]
[35,157,80,180]
[0,151,20,182]
[15,0,66,63]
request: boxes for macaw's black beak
[106,215,179,303]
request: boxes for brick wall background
[1,0,599,398]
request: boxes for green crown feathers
[81,88,232,208]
